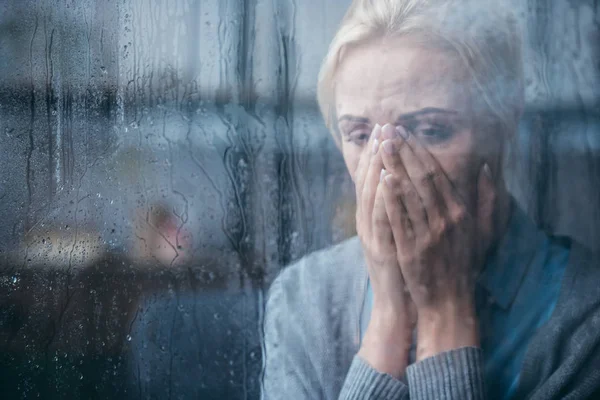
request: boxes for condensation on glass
[0,0,598,399]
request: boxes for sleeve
[338,356,409,400]
[261,273,324,399]
[338,347,485,400]
[406,347,486,400]
[262,268,410,400]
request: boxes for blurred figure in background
[131,202,192,267]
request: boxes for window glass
[1,1,598,399]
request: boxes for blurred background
[0,1,598,399]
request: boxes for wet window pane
[1,1,599,399]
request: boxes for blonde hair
[317,0,524,145]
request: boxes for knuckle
[373,213,388,228]
[399,252,415,267]
[404,225,415,240]
[434,220,448,237]
[386,206,399,223]
[386,157,402,172]
[387,207,404,228]
[419,174,431,187]
[361,186,371,202]
[396,138,408,150]
[426,168,440,183]
[452,207,468,224]
[400,212,410,226]
[405,188,418,203]
[487,186,498,202]
[421,232,436,248]
[420,174,432,186]
[400,179,412,193]
[386,177,399,195]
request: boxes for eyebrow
[337,107,458,124]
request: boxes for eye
[420,127,447,137]
[412,124,453,143]
[346,131,370,146]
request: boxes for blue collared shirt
[360,204,571,400]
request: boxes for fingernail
[372,139,380,154]
[373,124,382,140]
[483,163,492,179]
[396,125,408,139]
[383,139,395,154]
[382,124,395,140]
[384,174,394,188]
[380,168,387,183]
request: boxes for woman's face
[334,37,503,210]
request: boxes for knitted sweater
[262,236,600,399]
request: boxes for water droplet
[126,335,132,341]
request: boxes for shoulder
[262,237,365,398]
[264,236,365,342]
[266,236,364,311]
[561,239,600,294]
[520,239,600,398]
[540,236,600,304]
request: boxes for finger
[387,126,443,229]
[380,123,397,141]
[378,123,409,179]
[355,124,382,233]
[372,179,395,253]
[380,149,428,239]
[355,124,382,200]
[380,136,408,178]
[381,172,417,252]
[377,132,422,234]
[396,126,464,217]
[362,125,388,221]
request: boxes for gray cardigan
[262,236,600,399]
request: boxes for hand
[380,126,496,361]
[355,124,416,379]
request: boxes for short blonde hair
[317,0,524,145]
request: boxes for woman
[262,1,600,399]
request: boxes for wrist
[416,301,479,361]
[359,306,413,379]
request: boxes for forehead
[334,37,473,120]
